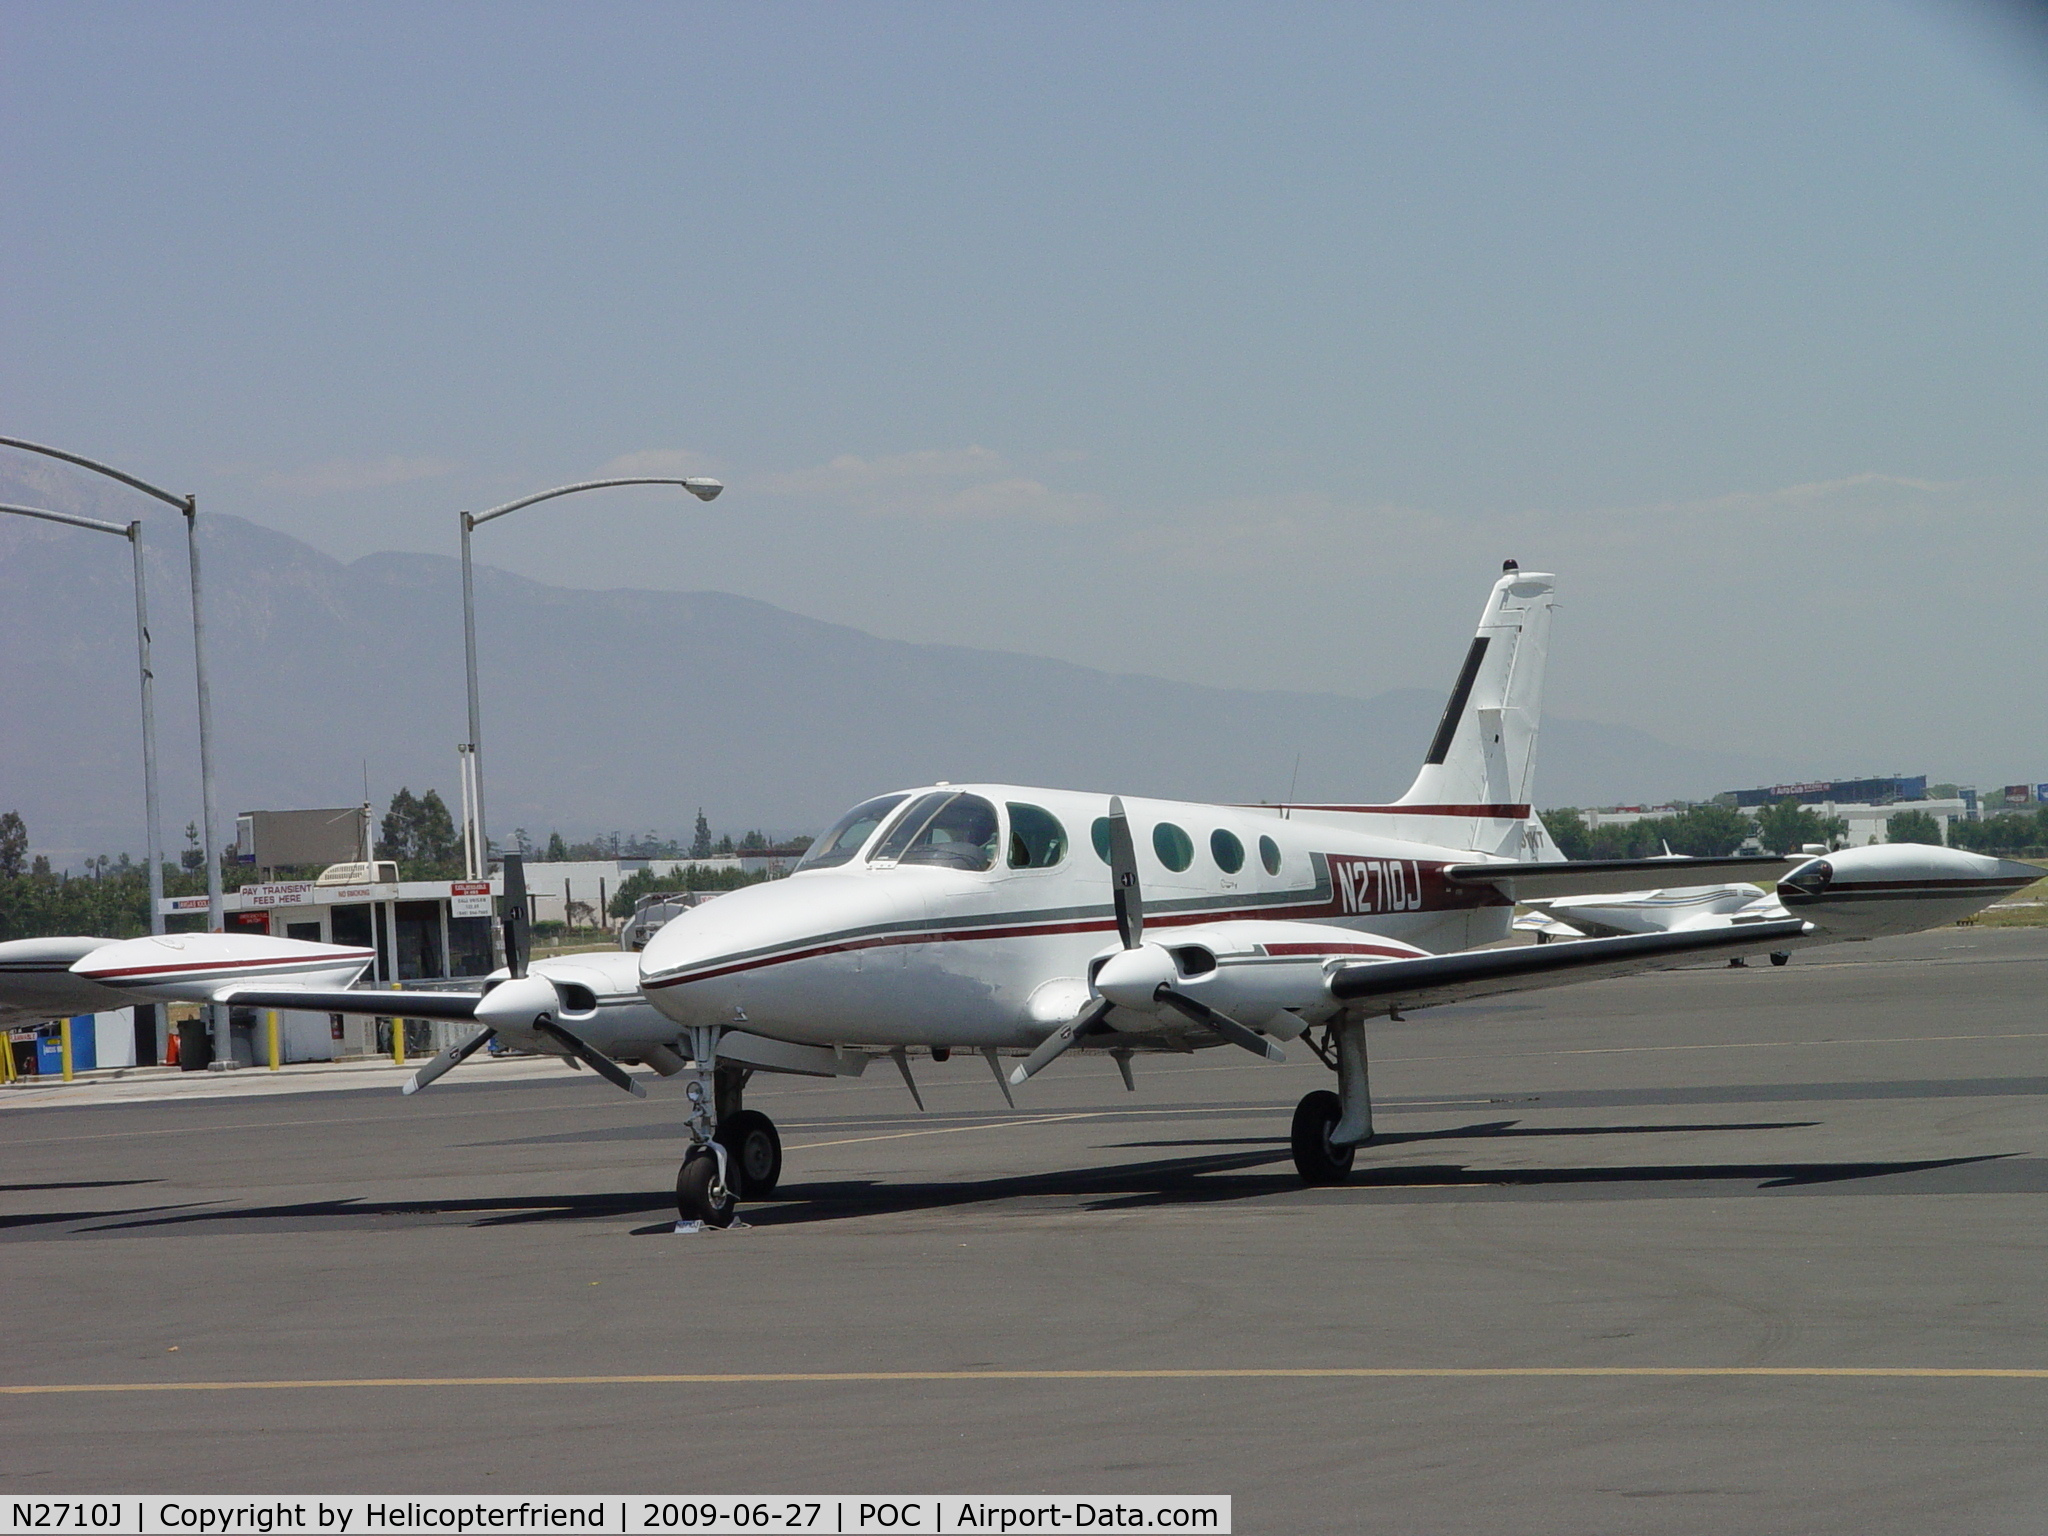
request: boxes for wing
[218,987,486,1021]
[1446,855,1802,900]
[1327,917,1807,1012]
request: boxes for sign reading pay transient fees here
[450,882,492,918]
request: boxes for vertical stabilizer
[1397,564,1554,813]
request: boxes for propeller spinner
[1009,796,1283,1087]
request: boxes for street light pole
[460,510,485,882]
[0,503,164,933]
[0,437,228,1062]
[456,476,722,878]
[182,495,224,941]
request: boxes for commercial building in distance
[1730,775,1928,809]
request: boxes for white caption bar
[2,1498,1229,1536]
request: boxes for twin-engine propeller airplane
[21,564,2038,1229]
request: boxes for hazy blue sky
[4,1,2045,787]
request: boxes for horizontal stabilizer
[1327,917,1808,1013]
[1447,855,1804,901]
[218,987,484,1021]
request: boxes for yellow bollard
[390,985,405,1065]
[267,1009,281,1071]
[60,1017,74,1082]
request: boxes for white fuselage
[634,784,1519,1053]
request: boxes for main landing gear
[1293,1018,1374,1185]
[674,1029,783,1230]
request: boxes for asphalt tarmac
[6,926,2048,1534]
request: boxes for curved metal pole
[457,476,722,879]
[0,439,220,953]
[469,477,720,528]
[0,503,164,934]
[0,436,185,510]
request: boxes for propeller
[400,853,640,1097]
[1010,796,1281,1087]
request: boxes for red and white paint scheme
[16,563,2032,1231]
[69,932,376,1002]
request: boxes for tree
[0,811,25,877]
[379,788,461,869]
[1659,804,1754,857]
[739,829,768,852]
[1949,810,2048,858]
[378,789,421,860]
[545,831,568,861]
[690,809,713,859]
[1538,809,1591,860]
[181,820,204,872]
[607,863,771,919]
[1755,798,1837,855]
[1886,809,1944,848]
[714,833,734,856]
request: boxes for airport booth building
[158,870,502,1063]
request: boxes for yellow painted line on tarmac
[6,1367,2048,1396]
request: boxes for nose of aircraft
[635,872,926,1025]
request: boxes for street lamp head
[683,478,724,502]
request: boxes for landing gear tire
[1770,950,1791,967]
[677,1145,737,1228]
[1291,1089,1357,1185]
[716,1109,782,1198]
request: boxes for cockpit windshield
[793,793,909,872]
[869,791,1000,872]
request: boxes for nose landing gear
[674,1030,783,1230]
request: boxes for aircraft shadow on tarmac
[19,1128,2023,1239]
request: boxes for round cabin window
[1153,822,1194,873]
[1210,828,1245,874]
[1259,835,1282,875]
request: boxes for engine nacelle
[1777,844,2038,939]
[1091,920,1429,1036]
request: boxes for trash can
[176,1019,213,1071]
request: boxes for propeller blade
[502,852,530,980]
[1105,796,1143,950]
[1154,988,1286,1062]
[533,1018,646,1097]
[1009,996,1114,1086]
[981,1046,1016,1108]
[402,1026,497,1096]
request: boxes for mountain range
[1,461,1787,861]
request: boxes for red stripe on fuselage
[1267,803,1532,818]
[1258,941,1420,960]
[648,895,1444,991]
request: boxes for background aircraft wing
[1327,917,1807,1012]
[1447,855,1803,900]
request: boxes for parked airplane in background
[29,564,2039,1230]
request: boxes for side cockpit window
[1007,804,1068,868]
[794,794,909,872]
[871,791,1000,872]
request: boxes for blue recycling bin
[33,1018,97,1075]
